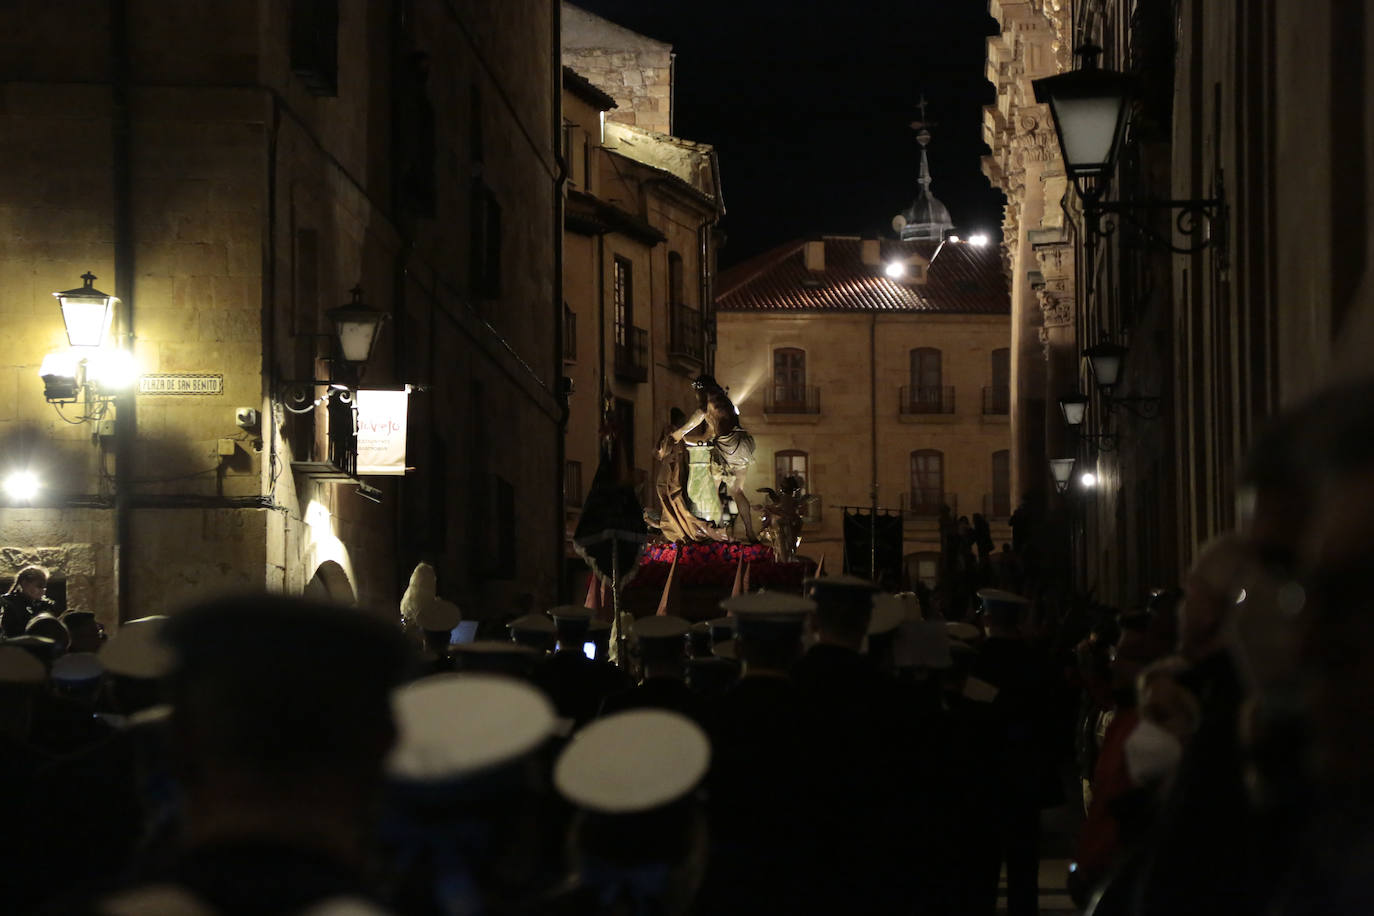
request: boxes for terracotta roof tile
[716,237,1008,315]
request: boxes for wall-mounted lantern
[326,285,387,367]
[1049,458,1077,494]
[53,272,118,348]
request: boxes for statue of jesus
[670,374,758,541]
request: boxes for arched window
[910,449,944,515]
[771,347,807,410]
[991,449,1011,516]
[908,348,943,412]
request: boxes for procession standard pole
[611,533,626,667]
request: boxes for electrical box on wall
[235,407,259,430]
[217,438,238,457]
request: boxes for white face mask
[1124,718,1184,787]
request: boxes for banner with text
[355,389,409,475]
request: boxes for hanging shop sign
[355,388,409,476]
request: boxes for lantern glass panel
[1053,94,1128,175]
[60,297,113,348]
[336,318,379,364]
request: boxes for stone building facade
[0,1,562,626]
[715,236,1011,587]
[560,62,722,593]
[561,2,674,135]
[984,0,1374,603]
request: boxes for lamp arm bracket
[1087,197,1226,256]
[1107,395,1162,420]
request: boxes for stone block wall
[562,1,674,135]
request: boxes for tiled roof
[563,66,617,111]
[716,236,1009,315]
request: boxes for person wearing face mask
[1070,615,1161,903]
[1126,657,1199,792]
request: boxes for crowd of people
[2,377,1373,914]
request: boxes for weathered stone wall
[562,2,673,134]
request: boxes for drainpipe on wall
[111,0,136,624]
[552,0,569,601]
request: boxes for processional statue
[645,375,758,543]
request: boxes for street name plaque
[138,374,224,396]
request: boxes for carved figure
[757,475,816,563]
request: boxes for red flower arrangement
[629,542,815,590]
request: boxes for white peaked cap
[633,615,690,640]
[554,709,711,814]
[52,651,105,683]
[417,597,461,631]
[0,645,46,684]
[101,615,174,679]
[867,595,906,636]
[719,591,816,619]
[387,673,556,782]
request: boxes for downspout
[111,0,136,624]
[870,310,878,580]
[597,236,606,421]
[552,2,570,600]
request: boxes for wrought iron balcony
[982,385,1010,415]
[764,384,821,415]
[908,489,954,517]
[614,325,648,383]
[900,385,955,415]
[668,304,704,363]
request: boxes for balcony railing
[908,489,955,517]
[669,304,704,362]
[983,492,1012,519]
[764,384,821,415]
[614,325,648,383]
[900,385,956,415]
[982,385,1010,415]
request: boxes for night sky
[571,0,1007,269]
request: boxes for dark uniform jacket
[597,676,705,722]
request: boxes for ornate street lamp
[1058,392,1090,427]
[1049,458,1076,494]
[1083,340,1127,391]
[1079,338,1160,420]
[1030,45,1132,187]
[53,272,118,348]
[1032,46,1227,290]
[326,285,387,367]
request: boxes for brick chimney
[804,239,825,272]
[861,238,881,266]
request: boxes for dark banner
[842,508,903,588]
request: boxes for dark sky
[571,0,1007,269]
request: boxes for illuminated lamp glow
[884,261,907,279]
[4,470,40,502]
